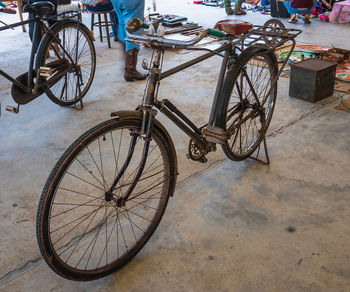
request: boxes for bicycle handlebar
[126,17,226,49]
[0,7,17,14]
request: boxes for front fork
[106,48,162,204]
[106,107,157,206]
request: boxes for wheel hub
[104,191,113,202]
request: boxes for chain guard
[11,71,44,105]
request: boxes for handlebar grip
[209,29,226,38]
[141,22,149,29]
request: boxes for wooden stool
[89,9,117,48]
[15,0,27,32]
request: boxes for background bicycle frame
[0,13,77,92]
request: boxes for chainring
[187,139,206,161]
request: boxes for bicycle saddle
[214,19,253,36]
[23,1,55,16]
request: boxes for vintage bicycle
[0,2,95,114]
[36,17,301,281]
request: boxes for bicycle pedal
[203,126,227,144]
[39,66,53,77]
[142,59,149,70]
[5,105,19,114]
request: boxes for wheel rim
[42,24,94,104]
[262,19,286,47]
[44,124,170,275]
[225,53,275,158]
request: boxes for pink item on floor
[329,0,350,23]
[319,13,329,21]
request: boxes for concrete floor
[1,1,350,291]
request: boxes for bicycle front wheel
[221,45,278,161]
[37,118,174,281]
[37,20,96,106]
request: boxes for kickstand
[73,99,84,110]
[249,135,270,165]
[73,70,84,110]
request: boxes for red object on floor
[193,1,203,3]
[235,10,247,15]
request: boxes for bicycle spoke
[223,48,276,160]
[98,137,108,189]
[42,24,94,105]
[51,207,103,234]
[86,146,109,190]
[52,199,105,246]
[51,193,104,218]
[97,204,118,268]
[66,170,106,192]
[57,186,100,200]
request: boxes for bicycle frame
[140,35,297,147]
[110,33,300,199]
[151,43,234,150]
[0,17,40,92]
[0,12,81,93]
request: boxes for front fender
[111,110,178,197]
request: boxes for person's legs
[111,0,146,81]
[234,0,246,14]
[119,0,144,52]
[303,13,311,22]
[122,1,146,81]
[28,0,58,53]
[303,0,316,23]
[111,0,126,45]
[224,0,233,15]
[284,1,298,22]
[109,11,118,37]
[289,13,297,22]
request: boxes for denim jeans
[110,0,144,51]
[28,0,58,52]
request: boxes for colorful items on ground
[336,68,350,82]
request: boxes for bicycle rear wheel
[221,45,278,161]
[37,20,96,106]
[37,118,174,281]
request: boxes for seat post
[27,20,41,88]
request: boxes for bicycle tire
[36,20,96,106]
[37,118,175,281]
[220,45,278,161]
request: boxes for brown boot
[124,48,147,82]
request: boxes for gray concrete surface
[0,0,350,291]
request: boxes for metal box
[289,59,337,102]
